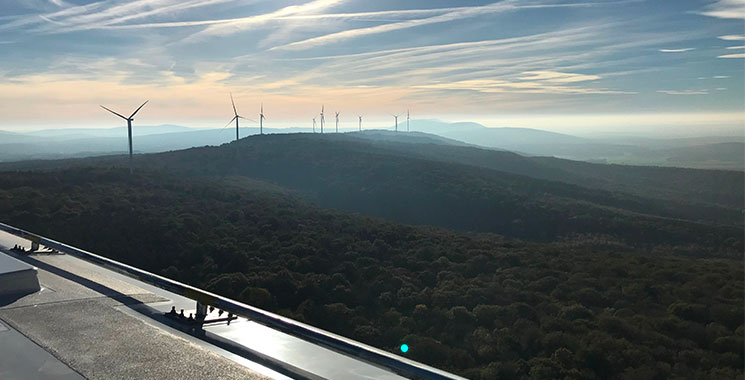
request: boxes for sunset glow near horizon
[1,0,743,136]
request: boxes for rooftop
[0,227,463,380]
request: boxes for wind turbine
[392,114,399,132]
[222,93,249,142]
[313,117,317,133]
[407,109,410,132]
[335,111,340,133]
[358,115,362,131]
[259,103,266,135]
[320,105,325,134]
[100,100,148,174]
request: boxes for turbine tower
[221,93,253,143]
[225,93,244,142]
[313,117,317,133]
[320,105,325,134]
[259,103,266,135]
[358,115,362,131]
[100,100,148,174]
[407,109,410,132]
[335,111,340,133]
[392,114,399,132]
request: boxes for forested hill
[351,132,742,210]
[126,132,741,256]
[0,168,741,379]
[2,131,741,255]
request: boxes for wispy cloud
[8,0,238,34]
[414,69,631,95]
[718,34,745,40]
[718,53,745,58]
[279,21,697,93]
[519,71,601,83]
[416,79,634,95]
[261,25,621,91]
[657,90,708,95]
[91,0,237,31]
[48,0,71,6]
[270,1,612,51]
[0,1,104,31]
[726,45,745,49]
[659,48,694,52]
[713,75,730,78]
[101,7,479,30]
[182,0,344,41]
[270,2,514,51]
[12,0,72,11]
[697,0,744,19]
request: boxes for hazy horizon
[2,115,744,139]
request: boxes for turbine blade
[230,93,238,116]
[238,116,257,123]
[222,116,237,129]
[100,105,128,120]
[129,100,149,119]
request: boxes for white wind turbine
[222,93,253,142]
[259,103,266,135]
[313,117,317,133]
[320,105,325,133]
[407,109,410,132]
[392,114,399,132]
[100,100,148,174]
[335,111,340,133]
[358,115,362,131]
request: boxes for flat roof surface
[0,231,275,380]
[0,319,85,380]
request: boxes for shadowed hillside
[407,120,744,170]
[348,131,743,210]
[2,132,741,255]
[129,133,741,255]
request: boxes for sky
[0,0,743,136]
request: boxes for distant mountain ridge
[410,119,586,145]
[407,121,743,169]
[22,124,199,138]
[1,121,743,170]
